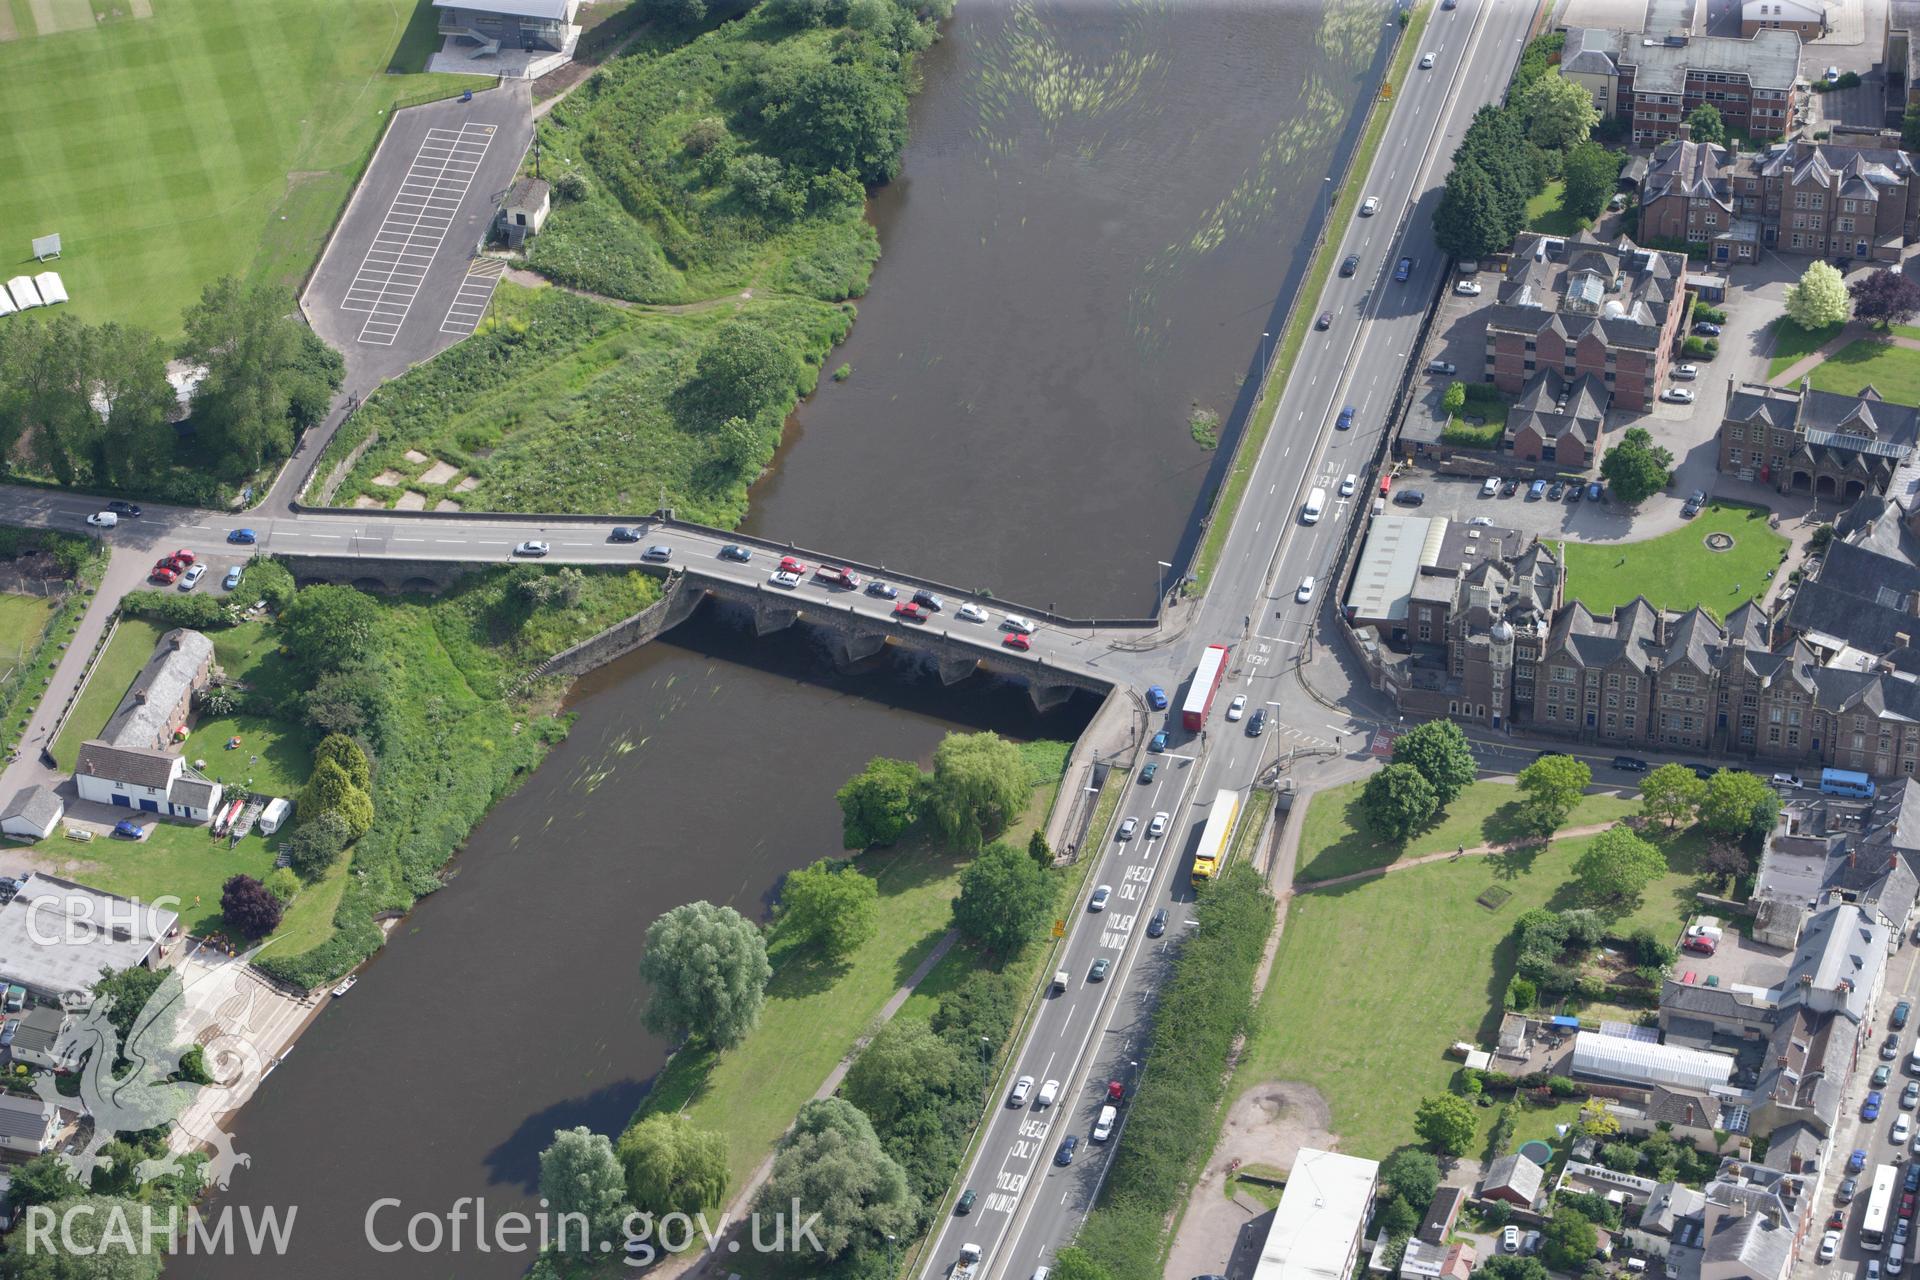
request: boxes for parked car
[1003,632,1032,651]
[1526,479,1546,500]
[222,566,242,590]
[1392,489,1425,506]
[1681,490,1706,518]
[1226,695,1246,721]
[112,820,141,839]
[1315,310,1332,330]
[1427,359,1456,375]
[1662,387,1695,404]
[1147,908,1167,938]
[1546,481,1565,500]
[178,564,206,591]
[1868,1090,1887,1120]
[1672,363,1699,380]
[1820,1232,1842,1263]
[1612,756,1649,772]
[1336,406,1355,431]
[1501,1225,1521,1253]
[1692,321,1722,337]
[1900,1000,1914,1031]
[1089,885,1112,911]
[1107,1078,1126,1103]
[1453,279,1481,296]
[719,543,752,562]
[642,545,672,562]
[170,549,196,566]
[149,563,179,585]
[1147,685,1168,711]
[226,528,256,544]
[1851,1147,1870,1174]
[513,541,549,557]
[1360,196,1380,216]
[1394,256,1414,282]
[1501,478,1519,497]
[1480,477,1500,498]
[106,500,141,517]
[1895,1114,1912,1145]
[1586,482,1604,502]
[1339,254,1359,277]
[1888,1034,1905,1061]
[1902,1080,1918,1110]
[1885,1065,1901,1089]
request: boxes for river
[179,1,1390,1274]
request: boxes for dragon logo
[31,947,271,1190]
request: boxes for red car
[1379,474,1393,496]
[1002,632,1032,651]
[816,565,862,589]
[1904,1192,1916,1219]
[149,564,180,585]
[778,556,808,576]
[170,549,196,567]
[893,602,926,623]
[1106,1080,1125,1103]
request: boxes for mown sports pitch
[0,0,483,334]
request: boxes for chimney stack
[1678,122,1692,142]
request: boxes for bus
[1821,767,1877,799]
[1863,1162,1899,1251]
[1190,789,1241,888]
[1181,645,1231,731]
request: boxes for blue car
[1394,256,1413,282]
[1850,1148,1870,1175]
[1055,1136,1078,1166]
[227,529,257,545]
[222,566,243,590]
[1149,730,1168,753]
[1146,685,1168,711]
[1865,1091,1884,1121]
[1527,479,1547,500]
[1336,406,1355,431]
[111,820,142,840]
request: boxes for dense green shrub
[117,590,229,630]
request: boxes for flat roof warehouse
[0,875,178,1001]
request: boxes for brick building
[1483,232,1688,413]
[1716,378,1920,499]
[1560,27,1800,146]
[1507,369,1612,470]
[1741,0,1828,40]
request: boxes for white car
[957,603,988,623]
[1502,1225,1521,1254]
[178,564,206,591]
[770,569,802,588]
[1296,576,1316,603]
[1661,387,1695,404]
[1002,615,1037,635]
[1453,279,1481,296]
[1147,811,1169,838]
[1480,476,1499,497]
[1672,363,1699,380]
[84,512,117,528]
[1819,1231,1841,1263]
[1088,885,1111,912]
[1419,51,1435,68]
[1036,1079,1059,1109]
[1008,1076,1034,1108]
[1117,817,1137,841]
[1826,64,1841,82]
[1226,695,1247,721]
[1340,473,1357,497]
[513,540,549,557]
[1897,1114,1914,1145]
[1467,516,1494,527]
[1360,196,1380,217]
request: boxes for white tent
[5,277,42,310]
[1571,1030,1733,1093]
[32,273,66,306]
[0,291,15,319]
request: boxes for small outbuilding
[0,1095,58,1155]
[500,176,551,246]
[257,797,291,836]
[1479,1152,1545,1209]
[0,787,61,841]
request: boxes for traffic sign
[1051,919,1065,938]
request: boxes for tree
[1377,1194,1419,1241]
[1518,754,1591,835]
[0,1196,162,1280]
[1028,829,1052,867]
[1600,1142,1642,1173]
[951,841,1051,955]
[1391,719,1479,808]
[1698,769,1780,841]
[836,756,922,848]
[220,874,282,939]
[1542,1208,1599,1271]
[750,59,911,184]
[1516,71,1599,148]
[923,731,1028,850]
[1700,839,1753,883]
[1477,1256,1549,1280]
[178,277,340,478]
[1361,763,1438,841]
[1576,1097,1619,1137]
[1413,1094,1476,1156]
[1850,268,1920,329]
[5,1157,80,1212]
[538,1127,631,1248]
[1434,162,1510,259]
[779,859,878,959]
[639,901,771,1049]
[616,1114,729,1219]
[299,757,355,824]
[280,585,379,678]
[312,733,371,791]
[1560,140,1619,224]
[287,809,353,881]
[1684,103,1726,145]
[1784,260,1851,329]
[1640,762,1704,830]
[1600,426,1675,505]
[683,320,798,425]
[930,970,1019,1061]
[641,0,706,25]
[1379,1149,1441,1208]
[753,1099,917,1263]
[842,1019,973,1131]
[1047,1251,1116,1280]
[1573,826,1667,902]
[1441,381,1467,415]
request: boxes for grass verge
[1765,316,1846,380]
[1561,500,1788,620]
[1803,336,1920,403]
[50,617,167,772]
[1188,4,1423,595]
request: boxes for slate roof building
[1719,379,1920,500]
[1479,1153,1546,1209]
[1558,27,1800,146]
[69,629,222,822]
[1506,369,1612,470]
[0,786,61,840]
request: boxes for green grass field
[1295,778,1639,883]
[1562,502,1788,620]
[1766,317,1846,379]
[1524,180,1586,236]
[0,0,485,334]
[51,616,166,770]
[0,595,56,666]
[1244,805,1707,1157]
[1804,338,1920,404]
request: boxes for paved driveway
[301,80,532,383]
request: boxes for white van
[1908,1044,1920,1076]
[1035,1079,1059,1110]
[1052,970,1069,994]
[1301,487,1326,524]
[1092,1105,1117,1142]
[84,512,117,528]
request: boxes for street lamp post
[1157,560,1173,603]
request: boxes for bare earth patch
[433,499,462,512]
[453,476,480,493]
[370,469,404,488]
[393,490,428,511]
[402,449,430,465]
[419,460,460,486]
[1162,1082,1337,1280]
[352,495,382,509]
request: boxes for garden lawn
[1805,338,1920,404]
[1242,824,1708,1158]
[68,820,281,939]
[51,617,166,771]
[1765,317,1846,380]
[0,0,486,334]
[1562,502,1788,620]
[1294,779,1638,883]
[0,595,56,665]
[184,715,313,800]
[1524,180,1586,236]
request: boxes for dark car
[1315,310,1332,330]
[106,500,141,517]
[1392,489,1426,506]
[1689,763,1716,781]
[1394,256,1413,282]
[1147,685,1169,711]
[1546,481,1565,500]
[609,527,641,543]
[1138,761,1158,784]
[111,820,141,840]
[718,544,751,562]
[1566,484,1582,503]
[1500,478,1519,497]
[1899,1000,1914,1031]
[1339,254,1359,277]
[1055,1136,1078,1166]
[1885,1033,1904,1061]
[1336,406,1355,431]
[1247,709,1267,737]
[1692,321,1722,337]
[954,1189,976,1216]
[1586,482,1604,502]
[865,580,898,599]
[911,589,943,612]
[1149,730,1168,752]
[0,1022,15,1050]
[1907,1161,1920,1191]
[1147,908,1167,938]
[1681,488,1707,518]
[1612,756,1649,772]
[226,528,256,545]
[1088,957,1110,982]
